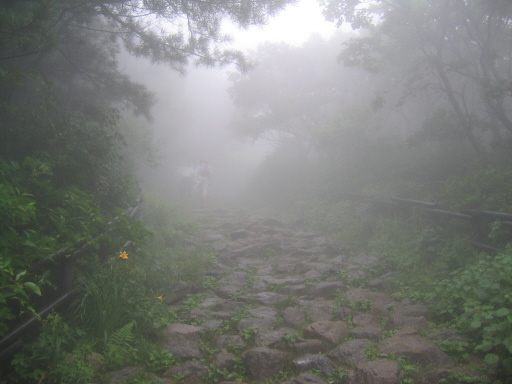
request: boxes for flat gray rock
[303,320,349,345]
[327,339,373,367]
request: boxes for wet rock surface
[105,208,490,383]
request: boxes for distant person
[176,165,195,202]
[194,159,212,207]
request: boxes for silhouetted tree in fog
[322,0,512,155]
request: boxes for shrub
[431,249,512,378]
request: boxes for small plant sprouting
[239,327,258,342]
[283,333,299,347]
[328,367,350,384]
[201,275,221,290]
[147,350,178,373]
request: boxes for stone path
[121,208,489,383]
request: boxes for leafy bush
[431,250,512,378]
[437,162,512,212]
[10,313,93,383]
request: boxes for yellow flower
[119,251,129,259]
[156,295,163,301]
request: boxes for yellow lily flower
[119,251,129,259]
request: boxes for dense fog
[121,6,512,210]
[118,0,339,208]
[123,56,273,205]
[2,1,512,382]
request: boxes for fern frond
[108,321,136,347]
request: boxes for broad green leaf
[23,282,41,296]
[15,270,27,281]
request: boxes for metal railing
[344,193,512,253]
[0,197,143,364]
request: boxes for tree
[228,34,371,157]
[0,0,294,73]
[0,0,294,338]
[321,0,512,154]
[0,0,294,206]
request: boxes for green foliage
[431,250,512,376]
[204,360,247,384]
[396,357,420,384]
[103,321,137,369]
[220,306,252,332]
[6,197,209,381]
[126,371,166,384]
[0,156,143,336]
[439,373,490,384]
[438,162,512,212]
[202,275,222,290]
[366,213,479,278]
[0,260,40,336]
[146,350,178,373]
[139,197,214,288]
[239,326,258,342]
[438,339,473,363]
[49,345,97,384]
[365,344,386,361]
[283,333,299,347]
[266,369,295,384]
[327,367,350,384]
[10,313,90,383]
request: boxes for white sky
[226,0,338,50]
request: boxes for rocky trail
[109,208,489,384]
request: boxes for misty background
[123,60,272,204]
[3,1,512,381]
[119,0,339,206]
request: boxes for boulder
[307,282,345,299]
[387,314,428,332]
[378,330,454,369]
[215,272,249,298]
[354,359,401,384]
[165,323,204,341]
[238,292,290,306]
[293,339,330,354]
[283,307,308,326]
[215,335,246,350]
[327,339,373,367]
[202,319,223,331]
[351,325,382,341]
[298,300,335,322]
[255,327,296,348]
[215,349,238,370]
[166,280,192,304]
[163,360,208,384]
[162,333,202,360]
[292,354,336,378]
[303,321,349,345]
[344,289,394,315]
[243,347,291,380]
[352,313,380,327]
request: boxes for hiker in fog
[194,159,212,207]
[176,165,195,202]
